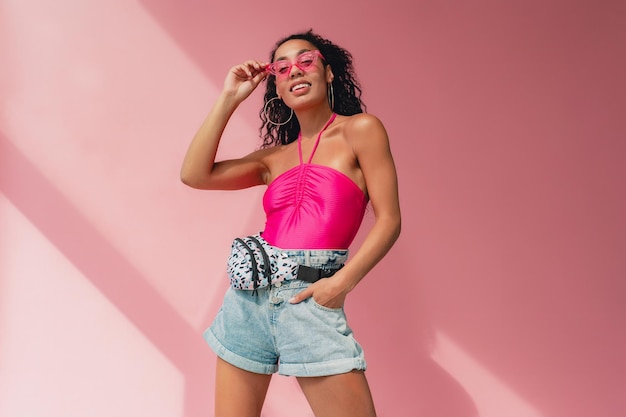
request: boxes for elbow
[180,169,195,188]
[180,168,204,189]
[389,207,402,243]
[381,213,401,244]
[392,216,402,242]
[180,174,194,188]
[180,169,223,190]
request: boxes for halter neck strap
[298,113,337,165]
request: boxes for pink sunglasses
[266,50,325,78]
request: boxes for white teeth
[291,83,310,91]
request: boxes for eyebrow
[274,48,313,62]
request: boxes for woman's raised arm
[180,60,269,190]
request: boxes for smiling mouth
[290,82,311,92]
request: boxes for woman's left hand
[289,277,348,309]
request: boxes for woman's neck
[295,107,335,139]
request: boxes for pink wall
[1,1,624,416]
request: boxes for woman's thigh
[215,358,272,417]
[297,370,377,417]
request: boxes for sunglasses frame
[266,50,325,78]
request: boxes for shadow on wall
[348,217,480,416]
[0,133,213,417]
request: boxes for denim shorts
[204,249,367,377]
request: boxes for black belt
[297,264,343,283]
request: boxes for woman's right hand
[223,60,268,103]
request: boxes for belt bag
[226,235,344,292]
[227,235,298,291]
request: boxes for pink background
[2,1,625,416]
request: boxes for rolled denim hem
[279,357,367,377]
[204,327,278,375]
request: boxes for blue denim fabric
[281,249,348,269]
[204,249,366,377]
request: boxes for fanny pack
[227,235,297,292]
[226,234,343,292]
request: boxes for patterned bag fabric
[227,234,298,291]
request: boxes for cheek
[275,80,290,97]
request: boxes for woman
[181,30,400,417]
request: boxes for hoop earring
[327,82,335,111]
[264,97,293,126]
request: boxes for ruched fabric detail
[262,164,367,249]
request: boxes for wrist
[332,270,358,293]
[217,90,244,109]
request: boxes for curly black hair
[259,30,366,148]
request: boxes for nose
[288,63,303,78]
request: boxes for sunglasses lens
[269,61,290,75]
[297,52,317,69]
[268,51,321,77]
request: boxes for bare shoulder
[343,113,386,133]
[341,113,390,152]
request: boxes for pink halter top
[262,114,368,249]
